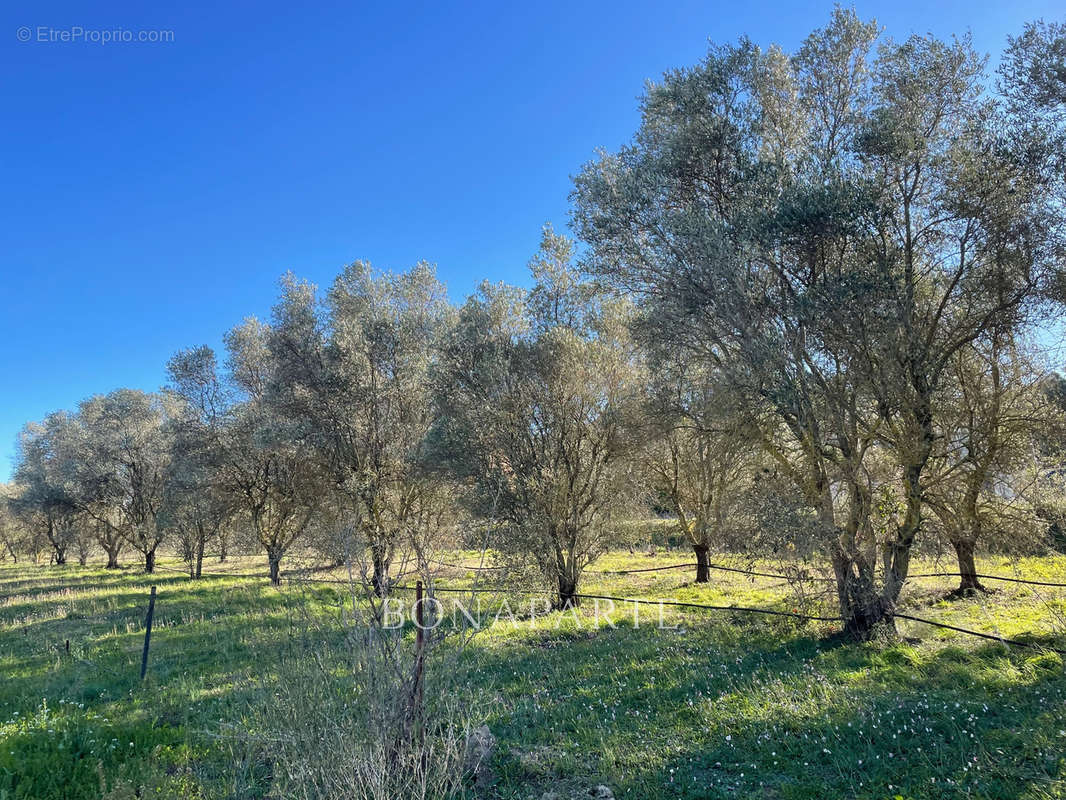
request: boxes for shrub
[226,589,482,800]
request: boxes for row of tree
[571,10,1066,634]
[0,243,642,601]
[3,11,1065,638]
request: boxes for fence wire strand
[148,558,1066,655]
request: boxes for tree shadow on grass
[460,617,1066,799]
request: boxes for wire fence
[431,557,1066,587]
[149,557,1066,656]
[159,558,1066,589]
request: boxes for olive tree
[438,226,644,608]
[168,328,324,585]
[926,336,1063,592]
[642,352,758,582]
[0,484,22,563]
[846,33,1062,615]
[267,264,456,593]
[161,408,233,579]
[574,12,884,632]
[13,413,84,566]
[74,390,176,573]
[59,418,123,569]
[1,483,50,564]
[91,516,125,569]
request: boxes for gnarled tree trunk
[268,548,282,585]
[370,539,392,597]
[195,533,205,579]
[950,537,985,593]
[551,530,583,610]
[833,544,895,640]
[693,544,710,583]
[556,573,579,609]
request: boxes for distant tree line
[3,12,1065,639]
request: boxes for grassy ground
[0,550,1064,799]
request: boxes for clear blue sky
[1,0,1061,481]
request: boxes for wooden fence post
[414,580,424,715]
[140,585,156,680]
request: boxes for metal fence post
[140,585,156,680]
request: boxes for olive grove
[5,11,1065,638]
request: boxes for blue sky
[1,0,1062,481]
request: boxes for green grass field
[1,551,1065,799]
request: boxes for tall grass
[221,581,482,800]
